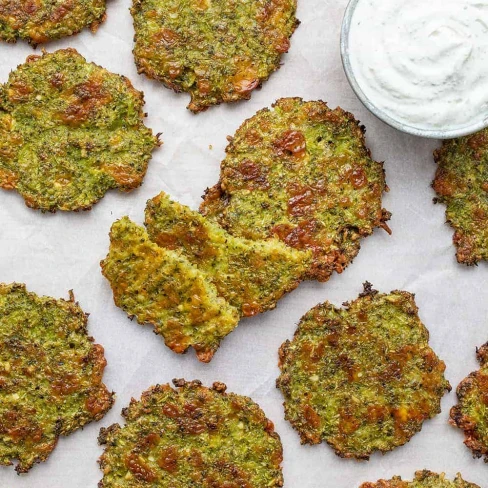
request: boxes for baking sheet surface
[1,1,487,486]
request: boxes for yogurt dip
[346,0,488,133]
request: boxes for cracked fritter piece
[276,283,451,459]
[433,130,488,265]
[450,342,488,461]
[98,379,284,488]
[100,217,239,363]
[144,191,311,317]
[131,0,298,112]
[360,470,480,488]
[0,283,114,473]
[0,49,159,212]
[201,98,391,281]
[0,0,106,45]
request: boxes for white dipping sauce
[348,0,488,131]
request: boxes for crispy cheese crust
[433,130,488,265]
[450,343,488,461]
[201,98,390,281]
[0,0,106,45]
[276,283,450,459]
[0,283,113,473]
[360,470,480,488]
[144,191,311,317]
[131,0,298,112]
[100,217,239,363]
[98,379,284,487]
[0,49,159,212]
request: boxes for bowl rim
[340,0,487,139]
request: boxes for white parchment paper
[1,1,488,486]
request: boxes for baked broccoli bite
[0,0,106,45]
[450,342,488,461]
[131,0,298,112]
[0,283,113,473]
[276,283,450,459]
[360,470,480,488]
[98,379,284,487]
[101,217,239,363]
[433,130,488,265]
[201,98,390,282]
[0,49,159,212]
[145,191,311,317]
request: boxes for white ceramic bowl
[340,0,487,139]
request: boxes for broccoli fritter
[0,49,159,212]
[0,283,114,473]
[98,379,284,488]
[201,98,391,282]
[131,0,298,113]
[276,283,451,459]
[100,217,239,363]
[144,191,311,317]
[433,130,488,265]
[360,470,480,488]
[450,342,488,461]
[0,0,106,45]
